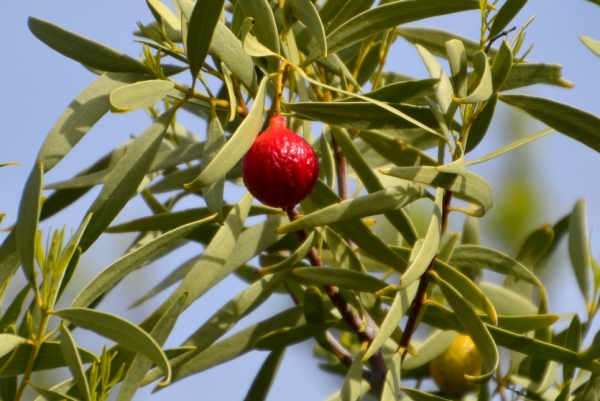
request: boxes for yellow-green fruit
[429,334,483,397]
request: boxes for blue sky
[1,1,600,399]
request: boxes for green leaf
[16,161,43,286]
[220,63,237,121]
[160,306,304,386]
[320,227,365,272]
[0,341,97,378]
[563,315,581,385]
[276,184,424,234]
[78,107,176,251]
[450,245,542,286]
[515,223,554,269]
[501,63,573,90]
[140,193,253,332]
[109,80,174,113]
[202,108,227,222]
[284,101,438,132]
[358,130,438,167]
[187,0,225,82]
[401,387,451,401]
[0,285,30,332]
[288,0,327,58]
[380,166,493,217]
[325,0,375,35]
[452,50,493,104]
[381,352,401,401]
[340,349,364,401]
[330,127,419,245]
[258,232,316,275]
[569,199,591,300]
[253,320,337,350]
[478,281,537,316]
[53,308,172,386]
[116,293,187,401]
[307,0,481,64]
[71,215,215,309]
[489,0,527,38]
[446,39,468,98]
[338,79,439,104]
[402,330,457,371]
[416,44,454,114]
[292,267,388,293]
[30,383,80,401]
[237,0,280,55]
[491,40,513,92]
[0,334,26,359]
[243,348,285,401]
[59,323,90,400]
[399,187,443,289]
[184,77,267,189]
[433,273,499,383]
[28,17,149,74]
[363,281,419,361]
[581,35,600,57]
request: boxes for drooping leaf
[450,245,541,286]
[502,63,573,90]
[288,0,327,58]
[16,161,43,286]
[380,166,493,216]
[71,215,215,309]
[452,50,493,104]
[381,352,401,401]
[202,107,227,222]
[446,39,468,98]
[243,348,285,401]
[292,267,388,293]
[53,308,172,386]
[184,77,267,189]
[187,0,225,82]
[489,0,528,38]
[28,17,150,73]
[59,323,91,400]
[109,80,174,113]
[78,107,176,251]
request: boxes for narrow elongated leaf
[308,0,481,64]
[220,63,237,121]
[320,227,364,272]
[478,281,537,316]
[416,44,453,113]
[30,384,80,401]
[0,342,97,378]
[340,349,364,401]
[433,273,499,383]
[293,267,388,293]
[258,232,316,275]
[237,0,280,54]
[253,321,337,350]
[116,293,187,401]
[0,286,30,332]
[330,127,419,245]
[72,215,215,309]
[16,161,43,285]
[581,35,600,57]
[502,63,573,90]
[453,50,493,104]
[59,323,90,400]
[381,352,401,401]
[401,387,451,401]
[28,17,149,73]
[79,107,176,251]
[54,308,172,386]
[0,334,26,359]
[516,224,554,269]
[326,0,375,35]
[446,39,468,98]
[501,94,600,154]
[187,0,225,82]
[491,39,513,92]
[380,166,493,216]
[363,281,419,361]
[288,0,327,57]
[141,193,253,331]
[244,348,285,401]
[569,199,591,300]
[110,80,174,113]
[358,131,438,167]
[185,77,267,189]
[399,188,443,289]
[402,330,457,370]
[563,315,581,385]
[450,245,541,286]
[489,0,527,38]
[202,108,227,222]
[277,184,424,234]
[466,94,497,154]
[338,79,439,104]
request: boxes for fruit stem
[274,60,288,115]
[285,206,388,398]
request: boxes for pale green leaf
[402,330,457,371]
[320,227,365,273]
[489,0,528,38]
[220,63,237,121]
[187,0,225,82]
[0,285,30,332]
[478,281,537,316]
[452,50,493,104]
[450,244,542,286]
[581,35,600,57]
[109,80,174,113]
[502,63,573,90]
[258,232,316,275]
[446,39,468,98]
[416,44,453,113]
[569,199,591,300]
[341,349,364,401]
[491,39,513,92]
[253,320,338,350]
[401,387,451,401]
[244,348,285,401]
[28,17,150,73]
[380,166,493,216]
[185,77,267,189]
[59,323,90,400]
[337,79,439,104]
[30,383,80,401]
[79,107,176,251]
[277,184,424,234]
[116,293,187,401]
[358,130,438,167]
[202,108,227,222]
[292,267,388,293]
[381,352,401,401]
[16,161,43,286]
[237,0,280,54]
[288,0,326,58]
[53,308,172,386]
[71,215,216,309]
[0,334,26,359]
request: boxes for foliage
[2,0,600,400]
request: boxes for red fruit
[242,115,320,208]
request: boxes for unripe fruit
[242,115,320,208]
[429,334,483,398]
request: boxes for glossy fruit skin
[242,115,320,208]
[429,334,483,397]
